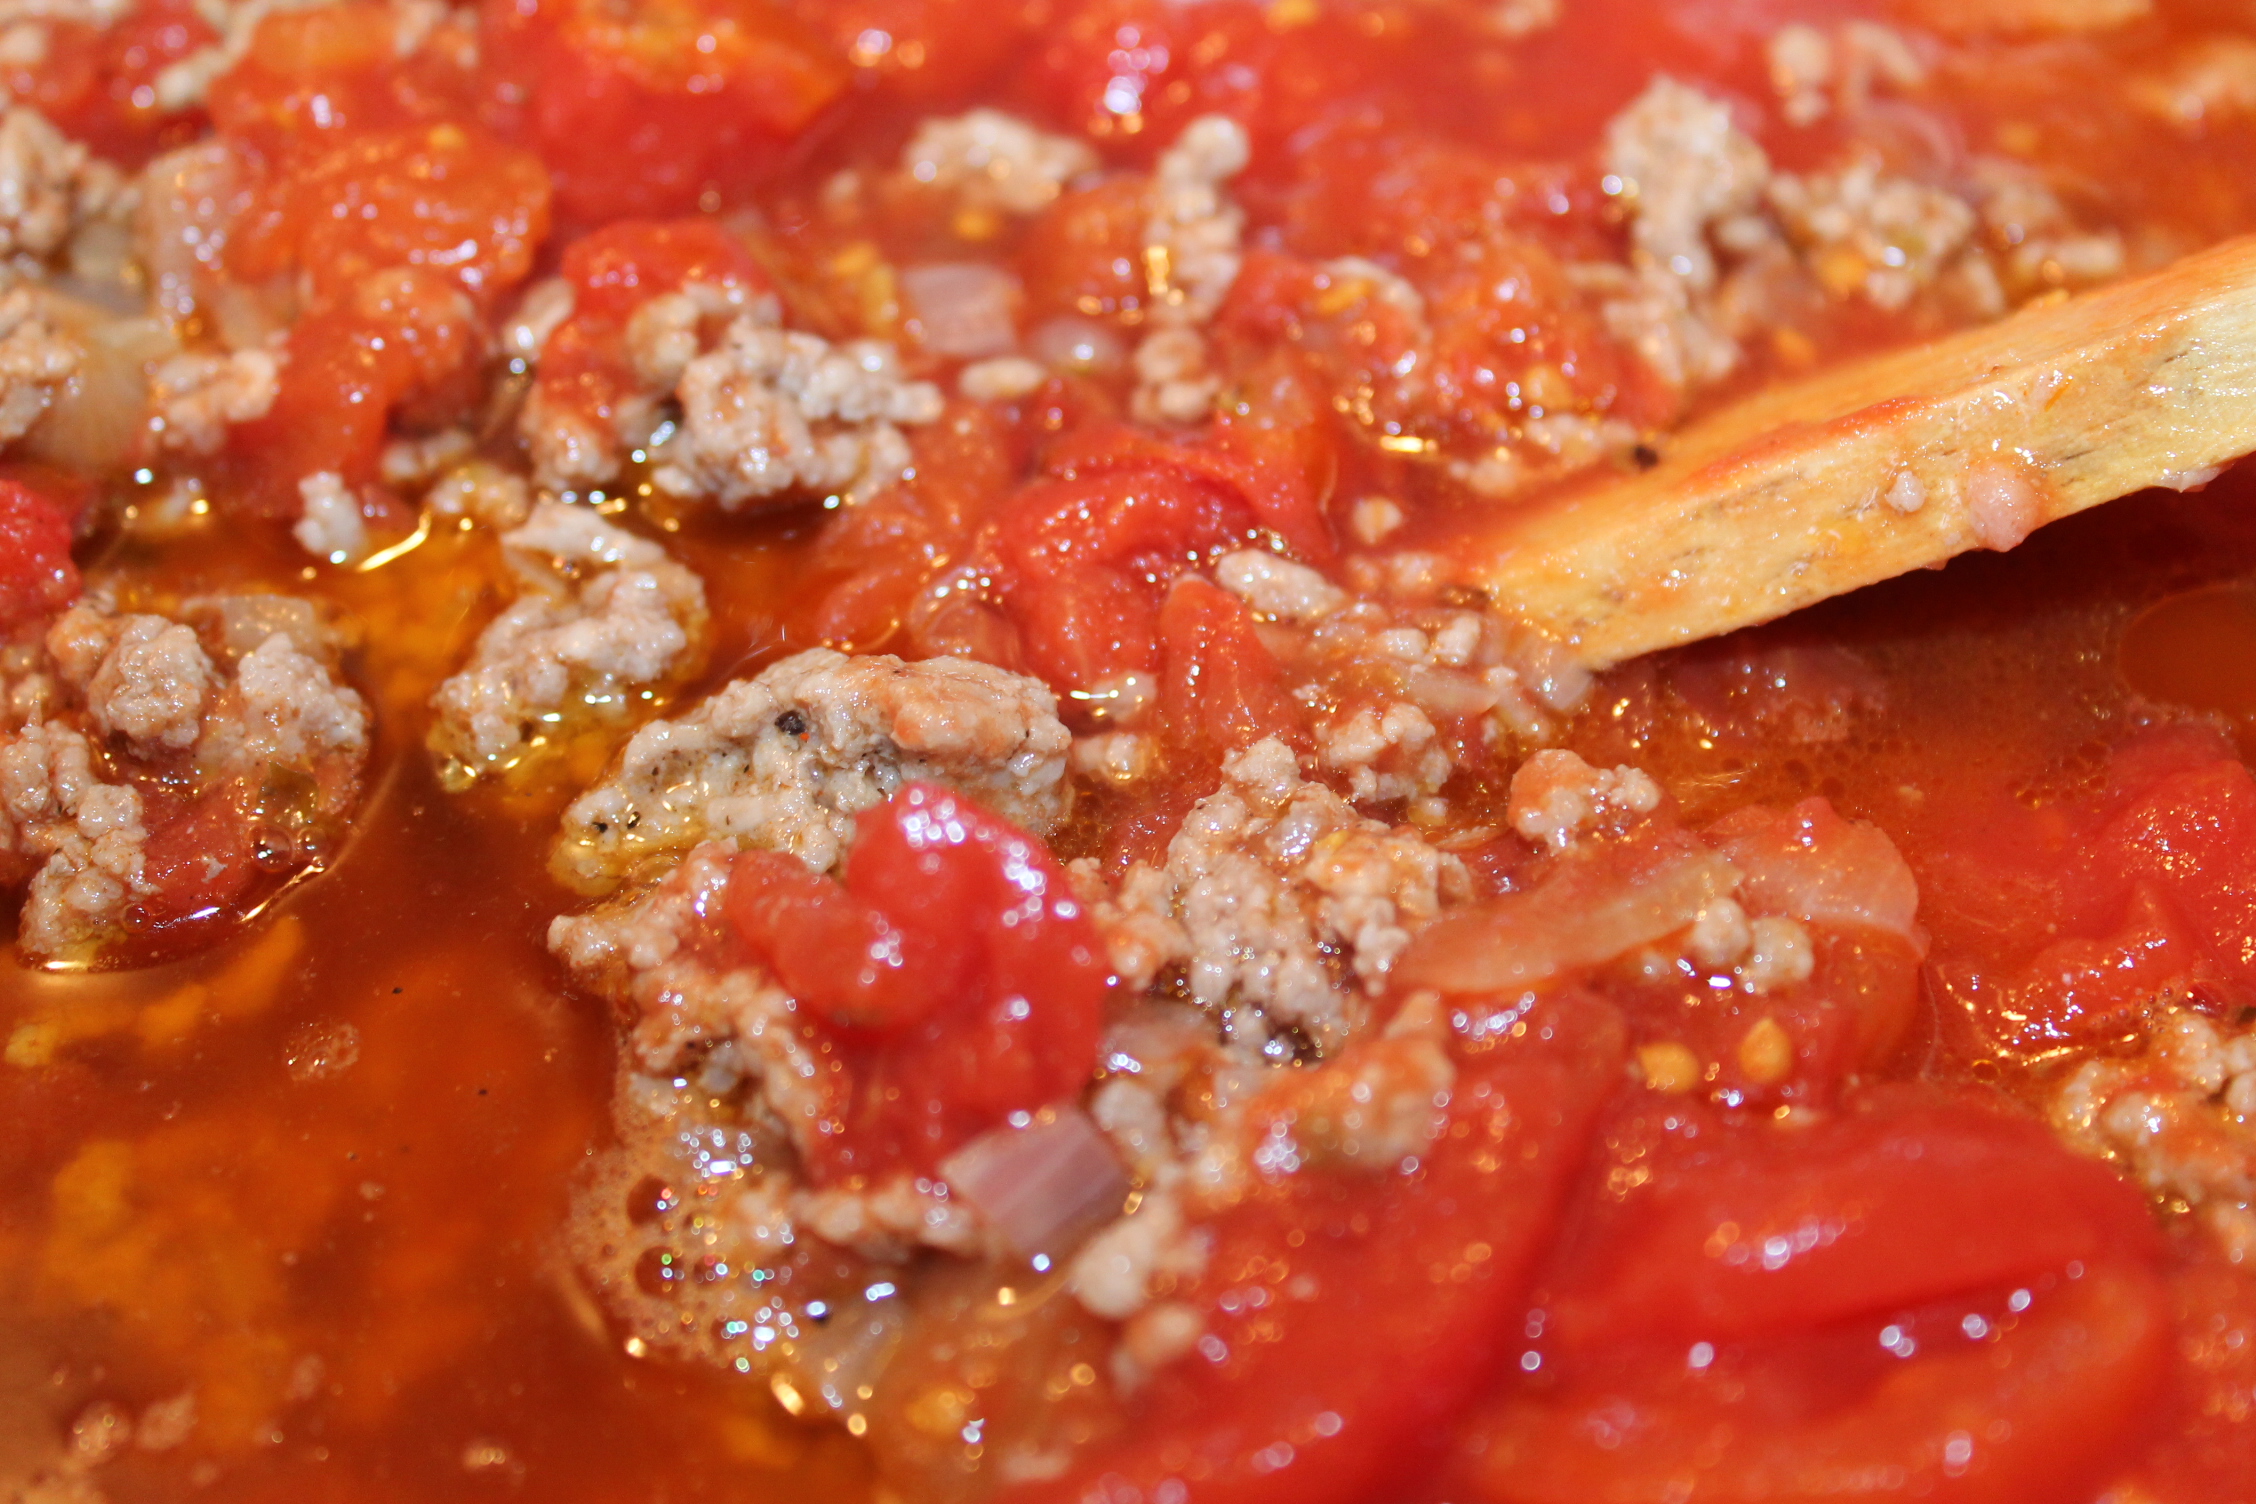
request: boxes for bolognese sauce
[5,0,2256,1501]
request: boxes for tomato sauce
[9,0,2256,1501]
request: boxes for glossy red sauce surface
[9,0,2256,1500]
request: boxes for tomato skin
[1472,1263,2172,1504]
[1544,1095,2162,1350]
[1010,994,1626,1504]
[727,782,1108,1181]
[0,481,80,632]
[480,0,847,223]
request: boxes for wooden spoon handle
[1474,234,2256,668]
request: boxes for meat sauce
[6,0,2256,1501]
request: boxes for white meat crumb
[0,285,79,447]
[553,647,1072,894]
[291,472,370,565]
[651,309,944,510]
[902,109,1098,216]
[1144,114,1250,325]
[146,348,278,455]
[1072,729,1157,786]
[45,605,215,753]
[1215,549,1346,624]
[425,460,533,530]
[2,598,366,959]
[1094,737,1470,1053]
[1605,77,1770,294]
[1769,156,1977,309]
[794,1176,981,1258]
[1316,701,1449,804]
[1506,748,1663,849]
[1767,21,1926,125]
[429,502,709,782]
[958,354,1047,402]
[197,629,370,775]
[1128,325,1219,426]
[377,427,474,489]
[0,721,151,959]
[1067,1186,1210,1320]
[1686,894,1752,968]
[0,106,130,261]
[1738,914,1814,992]
[2052,1008,2256,1262]
[2131,37,2256,130]
[500,276,574,366]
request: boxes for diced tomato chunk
[1540,1093,2163,1350]
[221,267,481,516]
[1920,727,2256,1052]
[1,0,217,165]
[726,783,1107,1180]
[989,453,1257,693]
[1465,1088,2174,1504]
[228,124,552,308]
[0,481,81,631]
[208,2,480,158]
[789,0,1031,101]
[1156,573,1303,763]
[1471,1264,2171,1504]
[481,0,847,223]
[1011,994,1626,1504]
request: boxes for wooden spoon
[1474,234,2256,668]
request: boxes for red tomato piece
[0,481,79,631]
[1920,728,2256,1054]
[789,0,1031,101]
[727,782,1108,1181]
[1009,993,1627,1504]
[221,267,481,516]
[725,846,975,1032]
[481,0,847,223]
[228,124,552,308]
[2,0,217,165]
[1472,1263,2172,1504]
[208,2,480,158]
[989,456,1257,692]
[2102,757,2256,987]
[1156,573,1304,763]
[1540,1094,2162,1350]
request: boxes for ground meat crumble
[553,647,1072,894]
[428,501,708,786]
[1,594,366,960]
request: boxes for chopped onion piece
[940,1106,1129,1260]
[901,262,1022,359]
[1706,797,1923,946]
[1401,833,1738,995]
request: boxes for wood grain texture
[1473,234,2256,667]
